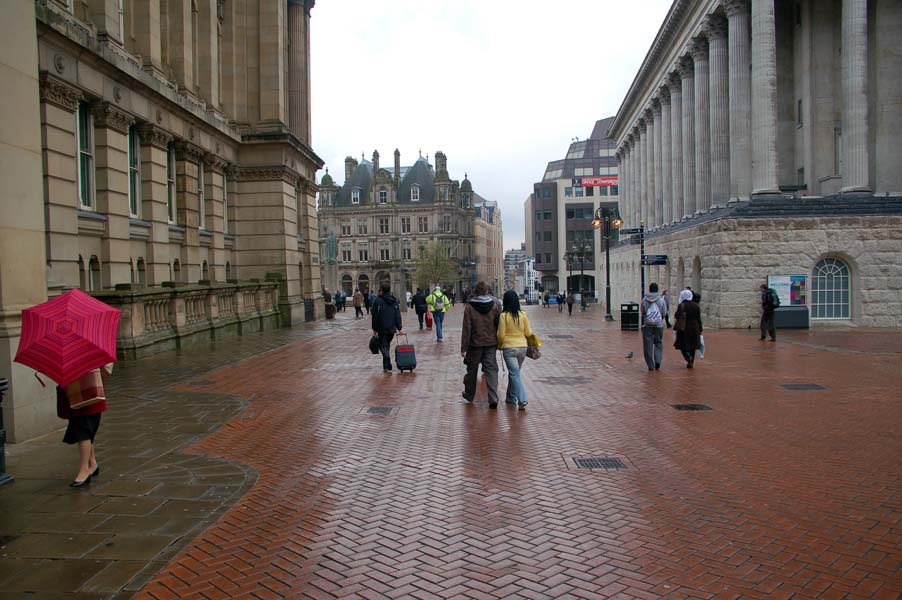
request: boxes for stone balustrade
[91,281,281,359]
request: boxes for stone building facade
[318,151,503,297]
[524,117,620,298]
[608,0,902,328]
[1,0,324,441]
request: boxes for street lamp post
[592,205,623,321]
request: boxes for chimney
[372,149,380,172]
[344,156,355,181]
[394,148,401,183]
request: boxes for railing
[91,281,281,359]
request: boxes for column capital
[689,37,709,62]
[644,107,655,121]
[203,154,230,174]
[723,0,750,18]
[652,98,662,115]
[658,86,672,104]
[666,72,682,93]
[138,124,173,149]
[678,56,694,79]
[638,118,647,132]
[91,102,135,134]
[38,73,83,112]
[174,140,205,163]
[290,0,316,16]
[703,14,729,40]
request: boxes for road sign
[641,254,668,266]
[619,228,643,235]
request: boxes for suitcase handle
[395,333,410,345]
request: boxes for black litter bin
[620,302,639,331]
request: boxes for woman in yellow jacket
[497,290,533,410]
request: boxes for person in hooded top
[640,282,668,371]
[371,282,403,372]
[673,289,703,368]
[460,281,502,407]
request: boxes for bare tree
[415,242,457,290]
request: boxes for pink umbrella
[14,288,120,386]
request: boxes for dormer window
[379,189,387,204]
[411,186,420,202]
[463,194,470,208]
[351,188,360,204]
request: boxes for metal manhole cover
[548,335,574,339]
[537,376,592,386]
[366,407,393,415]
[573,457,627,470]
[672,404,713,411]
[781,383,827,391]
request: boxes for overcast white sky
[310,0,673,249]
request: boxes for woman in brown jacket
[673,289,703,368]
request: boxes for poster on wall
[768,275,807,306]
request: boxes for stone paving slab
[2,307,901,599]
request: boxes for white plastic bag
[699,335,705,359]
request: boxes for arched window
[341,274,353,295]
[130,259,135,284]
[88,256,101,291]
[202,260,209,281]
[173,259,181,282]
[225,261,232,281]
[812,258,850,319]
[78,255,87,290]
[137,258,146,288]
[357,273,369,293]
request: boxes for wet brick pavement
[1,305,900,599]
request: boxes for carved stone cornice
[203,154,230,174]
[677,56,694,79]
[138,124,173,150]
[298,178,319,196]
[723,0,750,18]
[91,102,135,134]
[235,165,301,187]
[689,37,709,62]
[174,140,205,163]
[38,73,82,112]
[703,14,728,40]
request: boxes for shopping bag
[369,334,380,355]
[526,332,542,360]
[699,335,705,359]
[425,311,433,329]
[63,368,106,410]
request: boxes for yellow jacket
[497,311,533,349]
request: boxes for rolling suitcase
[425,310,433,330]
[395,333,417,372]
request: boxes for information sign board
[767,274,807,306]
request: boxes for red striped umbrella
[14,288,121,386]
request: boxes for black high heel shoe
[70,475,92,488]
[92,466,100,477]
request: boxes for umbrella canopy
[14,288,121,386]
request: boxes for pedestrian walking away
[497,290,534,410]
[558,292,564,313]
[363,289,371,314]
[640,283,667,371]
[371,282,403,372]
[412,288,428,330]
[353,290,364,319]
[673,289,703,368]
[759,284,778,341]
[662,289,672,328]
[566,292,575,316]
[426,286,450,341]
[460,281,501,407]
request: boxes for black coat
[412,292,428,315]
[372,294,402,333]
[674,301,702,352]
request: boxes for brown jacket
[460,296,501,352]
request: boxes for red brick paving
[134,306,902,599]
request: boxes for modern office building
[609,0,902,328]
[1,0,324,441]
[524,117,620,298]
[317,151,503,298]
[504,244,527,292]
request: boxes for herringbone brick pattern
[134,307,902,599]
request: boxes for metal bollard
[0,378,12,486]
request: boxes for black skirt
[63,413,102,444]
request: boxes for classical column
[174,141,204,283]
[659,88,672,226]
[288,0,312,142]
[645,108,656,226]
[628,133,638,226]
[706,15,730,208]
[138,125,174,285]
[679,56,696,219]
[204,155,230,282]
[667,73,683,223]
[638,120,647,226]
[726,0,752,199]
[841,0,870,192]
[751,0,780,194]
[691,37,711,215]
[652,100,664,229]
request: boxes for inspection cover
[358,405,399,416]
[781,383,827,391]
[672,403,713,411]
[573,457,627,470]
[548,334,574,339]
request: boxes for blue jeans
[432,310,445,340]
[503,347,527,404]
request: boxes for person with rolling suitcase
[371,282,403,373]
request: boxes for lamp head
[612,217,623,229]
[591,218,602,229]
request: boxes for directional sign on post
[641,254,668,266]
[619,228,643,235]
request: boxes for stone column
[659,89,672,226]
[841,0,870,192]
[652,100,663,229]
[679,57,696,220]
[691,37,711,215]
[751,0,780,194]
[667,73,683,223]
[204,156,229,281]
[726,0,752,199]
[288,0,311,142]
[638,120,648,227]
[259,0,287,124]
[175,141,204,283]
[91,103,135,288]
[644,109,656,227]
[132,0,164,78]
[138,125,174,285]
[706,15,730,208]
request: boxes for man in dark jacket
[412,288,428,329]
[372,282,403,372]
[460,281,502,408]
[760,284,777,341]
